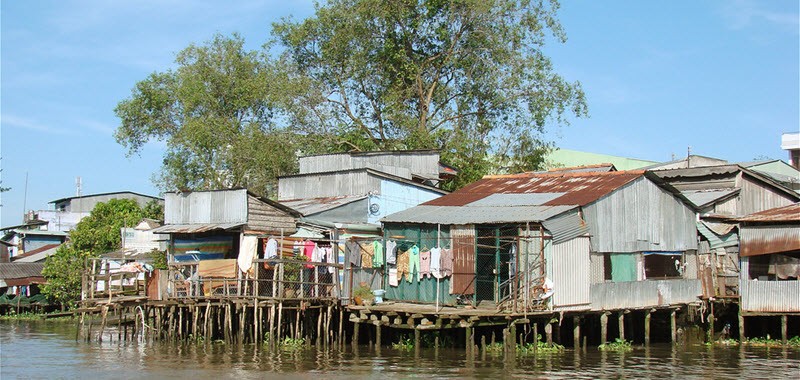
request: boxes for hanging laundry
[388,267,399,287]
[293,240,304,256]
[509,244,517,277]
[396,249,409,282]
[407,245,420,282]
[385,240,397,264]
[238,235,258,273]
[439,248,453,277]
[304,240,316,268]
[361,242,374,268]
[420,250,431,279]
[430,247,442,279]
[264,238,279,259]
[372,241,384,267]
[346,240,361,267]
[325,247,336,274]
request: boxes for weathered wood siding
[246,195,297,234]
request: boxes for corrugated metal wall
[590,279,702,310]
[299,151,440,179]
[737,175,797,215]
[549,237,591,310]
[740,225,800,256]
[583,177,697,253]
[739,256,800,312]
[740,279,800,312]
[451,225,476,295]
[278,171,379,200]
[165,190,248,224]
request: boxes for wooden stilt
[670,310,677,344]
[545,322,553,345]
[618,312,625,341]
[707,313,715,343]
[415,328,421,357]
[573,316,581,349]
[645,310,652,346]
[738,313,745,342]
[353,321,360,347]
[781,315,788,346]
[600,312,608,345]
[375,323,382,349]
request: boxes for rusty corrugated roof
[424,170,644,207]
[738,203,800,223]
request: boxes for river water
[2,321,798,379]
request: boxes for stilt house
[381,170,701,312]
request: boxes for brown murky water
[2,321,799,379]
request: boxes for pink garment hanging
[419,250,431,279]
[304,240,316,268]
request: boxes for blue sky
[1,0,798,226]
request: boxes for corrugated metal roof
[280,195,367,216]
[542,211,589,244]
[738,203,800,222]
[651,165,740,178]
[424,171,644,207]
[468,193,566,206]
[150,222,245,234]
[682,189,740,209]
[0,262,45,279]
[12,244,61,262]
[381,205,575,224]
[696,222,738,249]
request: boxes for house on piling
[649,164,800,299]
[276,150,452,302]
[380,169,701,314]
[736,202,800,342]
[146,189,301,299]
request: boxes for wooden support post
[600,312,608,345]
[545,322,553,345]
[573,316,581,349]
[510,323,517,354]
[532,323,538,347]
[645,310,652,346]
[353,321,360,347]
[480,335,486,355]
[670,310,677,344]
[376,323,382,349]
[414,328,421,357]
[781,315,788,346]
[618,312,625,342]
[707,313,715,343]
[738,313,745,342]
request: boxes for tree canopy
[115,0,586,194]
[41,199,162,307]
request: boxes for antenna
[76,176,82,197]
[23,172,29,215]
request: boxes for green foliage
[274,0,587,188]
[41,245,87,308]
[116,1,586,196]
[142,200,164,220]
[598,338,633,352]
[41,199,151,308]
[392,338,415,351]
[114,33,300,197]
[149,249,168,270]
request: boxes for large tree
[41,199,161,308]
[114,34,300,196]
[273,0,587,188]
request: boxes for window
[643,252,683,279]
[748,252,800,281]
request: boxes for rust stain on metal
[424,170,644,207]
[738,203,800,223]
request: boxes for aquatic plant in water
[278,337,306,350]
[392,338,414,351]
[598,338,633,352]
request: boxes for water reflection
[2,321,799,379]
